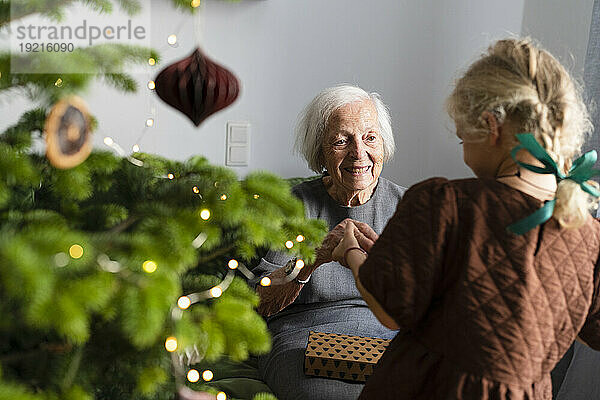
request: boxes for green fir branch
[2,0,144,27]
[61,345,83,390]
[1,0,77,26]
[0,107,46,150]
[1,45,158,103]
[196,244,236,265]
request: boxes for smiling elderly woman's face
[321,100,384,203]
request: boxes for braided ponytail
[447,37,596,228]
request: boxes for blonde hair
[447,38,596,228]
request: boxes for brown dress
[358,178,600,399]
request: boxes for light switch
[228,146,248,165]
[228,122,250,144]
[226,122,250,166]
[229,125,248,144]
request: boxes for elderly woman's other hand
[315,219,349,265]
[332,222,361,267]
[352,220,379,252]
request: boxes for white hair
[294,85,395,173]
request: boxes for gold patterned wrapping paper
[304,331,390,382]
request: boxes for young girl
[332,38,600,399]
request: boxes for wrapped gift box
[304,331,390,382]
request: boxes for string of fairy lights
[91,158,307,397]
[64,156,310,398]
[96,0,197,154]
[42,1,314,398]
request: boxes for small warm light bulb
[202,370,214,381]
[54,78,63,87]
[177,296,191,310]
[220,194,227,200]
[285,241,294,249]
[147,80,155,90]
[165,336,178,352]
[295,259,305,269]
[142,260,157,273]
[167,34,177,45]
[192,186,200,194]
[296,235,305,242]
[167,173,174,180]
[103,136,114,146]
[148,57,156,66]
[69,244,84,259]
[210,286,222,298]
[191,0,201,7]
[54,252,69,267]
[200,209,211,220]
[216,392,227,400]
[132,144,140,152]
[146,118,154,127]
[260,277,271,287]
[253,194,260,199]
[228,259,238,269]
[187,369,200,383]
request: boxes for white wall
[419,1,525,181]
[4,0,591,188]
[521,0,594,80]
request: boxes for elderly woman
[252,85,405,400]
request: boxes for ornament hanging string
[193,0,204,47]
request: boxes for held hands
[352,220,378,252]
[332,222,359,266]
[315,219,378,266]
[257,220,375,317]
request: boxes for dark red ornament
[154,48,240,127]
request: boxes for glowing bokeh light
[177,296,191,310]
[142,260,157,273]
[165,336,178,352]
[187,369,200,383]
[69,244,84,259]
[200,209,211,220]
[260,277,271,287]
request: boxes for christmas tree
[0,1,327,399]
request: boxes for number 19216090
[19,43,75,52]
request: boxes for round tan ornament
[45,96,93,169]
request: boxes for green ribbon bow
[506,133,600,235]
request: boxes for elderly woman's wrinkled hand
[352,221,379,252]
[315,219,349,265]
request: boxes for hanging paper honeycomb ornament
[44,96,93,169]
[154,47,240,127]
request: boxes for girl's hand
[332,222,361,267]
